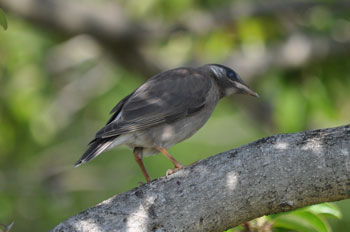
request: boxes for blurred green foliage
[0,8,7,30]
[228,203,342,232]
[271,203,342,232]
[0,0,350,231]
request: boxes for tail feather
[75,138,114,167]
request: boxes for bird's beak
[235,81,260,98]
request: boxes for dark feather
[95,67,212,139]
[106,91,134,125]
[75,138,114,167]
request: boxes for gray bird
[75,64,258,182]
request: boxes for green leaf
[0,8,7,30]
[273,211,330,232]
[304,203,342,219]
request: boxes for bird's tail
[74,138,114,167]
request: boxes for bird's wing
[95,68,212,139]
[106,91,134,125]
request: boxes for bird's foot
[165,160,201,177]
[166,166,184,177]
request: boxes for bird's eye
[228,71,235,78]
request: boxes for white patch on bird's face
[224,87,237,96]
[210,65,225,78]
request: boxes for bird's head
[207,64,259,98]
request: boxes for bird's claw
[166,166,183,177]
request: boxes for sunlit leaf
[273,211,330,232]
[0,8,8,30]
[304,203,342,219]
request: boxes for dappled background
[0,0,349,231]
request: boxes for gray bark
[52,125,350,232]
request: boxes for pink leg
[134,149,151,183]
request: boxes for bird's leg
[133,148,151,183]
[153,144,184,176]
[154,144,184,169]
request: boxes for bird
[75,64,259,182]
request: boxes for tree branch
[178,1,350,35]
[51,125,350,232]
[2,0,349,41]
[0,0,162,75]
[1,0,350,76]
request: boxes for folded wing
[96,68,212,139]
